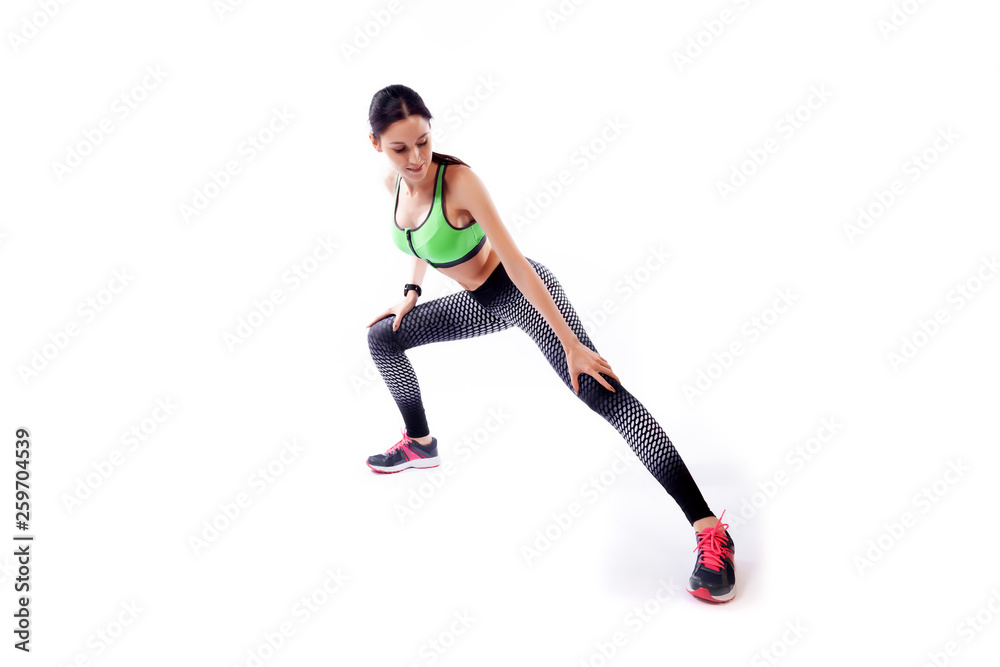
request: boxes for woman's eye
[393,141,427,153]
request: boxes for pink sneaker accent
[385,426,418,461]
[385,427,417,461]
[692,509,733,571]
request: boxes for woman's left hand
[564,339,620,395]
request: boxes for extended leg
[489,258,713,525]
[367,289,514,438]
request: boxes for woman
[364,84,736,603]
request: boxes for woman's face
[373,115,433,180]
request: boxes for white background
[2,0,999,665]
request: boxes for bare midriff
[437,240,500,291]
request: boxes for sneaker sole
[686,581,737,603]
[366,456,440,474]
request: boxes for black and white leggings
[367,257,713,525]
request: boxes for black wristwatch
[403,283,422,298]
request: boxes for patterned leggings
[367,257,713,525]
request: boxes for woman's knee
[367,315,401,355]
[575,373,625,414]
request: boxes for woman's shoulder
[382,168,398,196]
[441,160,478,191]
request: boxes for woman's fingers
[591,370,616,392]
[365,309,391,328]
[593,357,620,385]
[569,349,620,393]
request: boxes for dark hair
[368,84,469,168]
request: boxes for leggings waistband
[467,260,515,307]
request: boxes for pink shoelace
[692,509,733,571]
[385,426,413,455]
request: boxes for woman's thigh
[369,288,515,353]
[488,258,610,393]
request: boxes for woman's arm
[453,167,576,345]
[453,166,620,394]
[408,255,428,290]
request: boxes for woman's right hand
[365,293,418,331]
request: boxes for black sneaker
[687,509,736,603]
[366,427,440,473]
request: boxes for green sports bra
[391,162,487,268]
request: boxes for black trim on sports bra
[440,163,479,231]
[426,234,487,269]
[393,162,442,232]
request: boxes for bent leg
[490,258,713,525]
[367,289,514,438]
